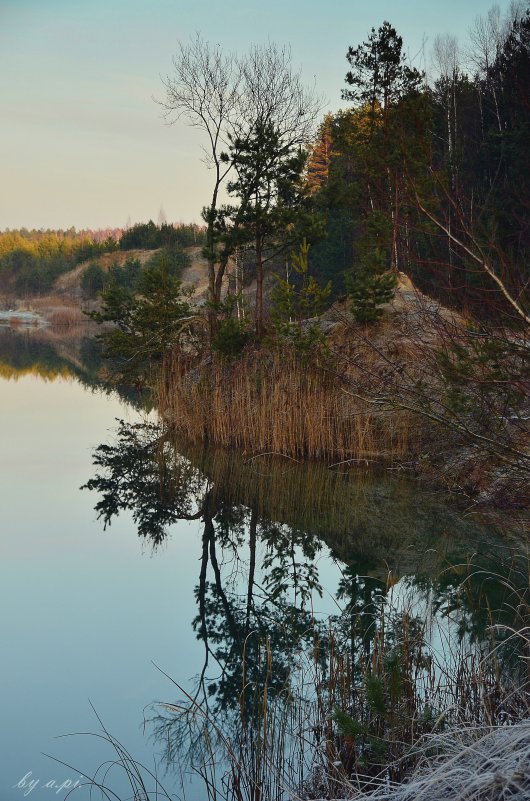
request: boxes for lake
[0,326,526,801]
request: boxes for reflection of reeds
[170,434,498,581]
[159,349,419,462]
[48,306,86,327]
[73,591,529,801]
[58,509,529,801]
[152,583,529,801]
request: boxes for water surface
[0,327,523,801]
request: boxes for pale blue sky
[0,0,518,230]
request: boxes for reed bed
[149,581,529,801]
[47,305,86,327]
[159,349,419,463]
[168,434,496,582]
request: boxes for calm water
[0,327,524,801]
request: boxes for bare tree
[432,33,461,161]
[433,34,460,79]
[160,37,323,339]
[160,35,242,335]
[157,205,167,227]
[466,3,526,131]
[467,5,505,77]
[467,1,526,72]
[237,43,321,146]
[431,34,463,281]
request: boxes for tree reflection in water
[83,420,526,794]
[83,421,323,714]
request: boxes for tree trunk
[245,509,257,633]
[255,228,264,337]
[206,180,220,340]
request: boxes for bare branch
[414,185,530,326]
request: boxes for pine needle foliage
[270,239,332,353]
[87,256,196,385]
[346,249,398,324]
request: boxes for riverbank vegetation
[152,7,530,508]
[156,598,529,801]
[78,617,530,801]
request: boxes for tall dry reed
[147,577,529,801]
[158,349,419,462]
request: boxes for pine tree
[227,121,308,336]
[270,239,332,352]
[88,256,195,385]
[306,114,334,194]
[343,21,423,115]
[340,22,428,307]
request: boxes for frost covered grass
[354,722,530,801]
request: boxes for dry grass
[149,579,529,801]
[28,293,79,310]
[7,294,90,328]
[47,306,86,327]
[159,349,421,463]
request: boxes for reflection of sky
[0,375,205,800]
[1,372,343,800]
[1,367,514,799]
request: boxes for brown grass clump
[47,306,86,327]
[158,348,421,462]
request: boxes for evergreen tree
[343,21,423,114]
[270,239,332,352]
[81,262,105,299]
[339,22,429,314]
[227,121,311,336]
[88,257,195,385]
[306,114,334,195]
[346,250,397,324]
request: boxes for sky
[0,0,520,231]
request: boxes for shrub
[81,262,105,298]
[211,316,251,358]
[347,249,397,323]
